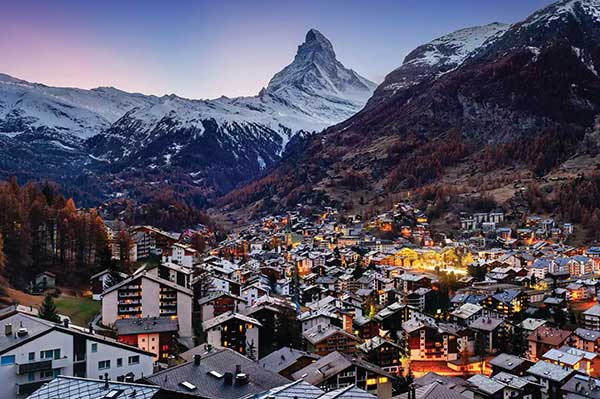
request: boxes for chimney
[104,373,109,389]
[224,372,233,385]
[4,324,12,336]
[235,364,242,375]
[63,319,69,328]
[168,355,176,368]
[194,354,201,366]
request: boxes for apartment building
[0,311,153,398]
[101,271,193,339]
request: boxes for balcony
[17,380,51,396]
[17,360,52,375]
[118,299,141,305]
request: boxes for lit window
[379,377,389,383]
[366,378,377,385]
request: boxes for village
[1,198,600,399]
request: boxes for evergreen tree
[39,294,60,323]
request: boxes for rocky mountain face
[370,22,509,106]
[224,0,600,214]
[0,30,375,203]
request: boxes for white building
[101,271,193,339]
[0,311,153,398]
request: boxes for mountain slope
[222,0,600,215]
[0,30,375,203]
[371,22,509,105]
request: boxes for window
[98,360,111,370]
[28,372,35,382]
[128,356,139,365]
[40,349,60,360]
[41,370,54,379]
[0,355,15,366]
[91,343,98,353]
[28,352,35,361]
[117,358,123,367]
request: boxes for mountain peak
[294,28,336,64]
[305,29,332,47]
[265,29,375,98]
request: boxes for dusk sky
[1,0,552,99]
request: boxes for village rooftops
[202,312,262,331]
[520,318,547,331]
[526,360,575,382]
[468,317,503,332]
[583,304,600,317]
[197,291,247,306]
[542,348,582,367]
[144,347,290,399]
[114,316,178,336]
[357,336,402,353]
[250,380,324,399]
[0,312,154,357]
[303,323,360,346]
[450,303,482,320]
[492,372,539,390]
[467,374,506,395]
[528,326,572,346]
[561,374,600,398]
[489,353,530,371]
[394,381,467,399]
[290,351,393,386]
[259,347,321,375]
[574,327,600,341]
[27,376,162,399]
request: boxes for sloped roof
[146,348,289,399]
[27,376,161,399]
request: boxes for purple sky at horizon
[1,0,552,99]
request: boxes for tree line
[0,178,108,290]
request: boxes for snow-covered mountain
[0,73,158,143]
[0,29,375,200]
[370,22,509,104]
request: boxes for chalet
[198,291,247,322]
[303,323,361,356]
[202,312,261,358]
[583,304,600,331]
[357,336,402,375]
[573,328,600,353]
[468,317,505,355]
[258,346,320,380]
[144,347,289,399]
[542,346,600,378]
[90,269,127,301]
[528,326,572,362]
[290,351,394,398]
[526,361,576,399]
[484,289,527,318]
[29,272,56,293]
[402,318,459,362]
[490,353,534,376]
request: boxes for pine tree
[39,294,60,323]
